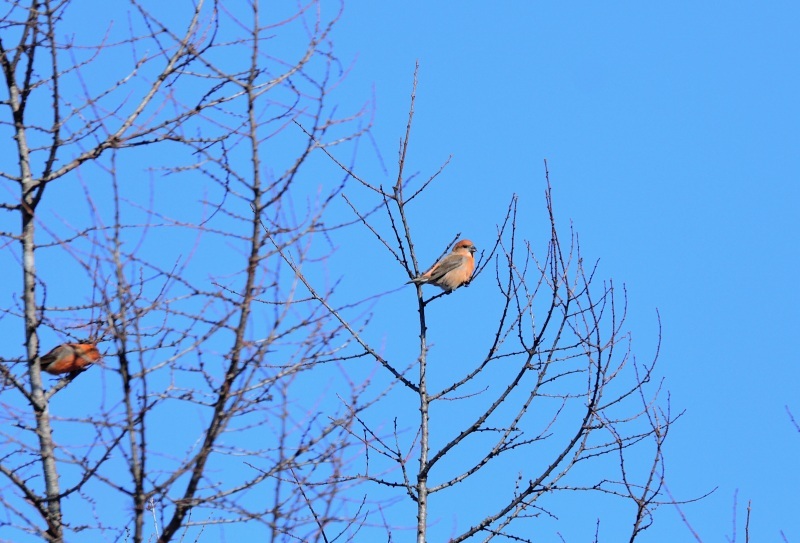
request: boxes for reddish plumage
[39,342,101,375]
[409,239,477,292]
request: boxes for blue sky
[329,1,800,540]
[2,2,799,542]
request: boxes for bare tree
[2,1,679,541]
[1,1,378,542]
[275,73,678,542]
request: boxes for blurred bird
[39,342,101,375]
[409,239,477,292]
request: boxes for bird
[409,239,477,292]
[38,341,101,375]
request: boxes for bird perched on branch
[39,342,101,375]
[409,239,477,292]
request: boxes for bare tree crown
[1,2,674,543]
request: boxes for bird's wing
[40,345,68,366]
[425,254,467,280]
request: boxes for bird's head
[453,239,477,254]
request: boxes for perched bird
[409,239,477,292]
[39,342,101,375]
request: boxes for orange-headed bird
[409,239,476,292]
[39,342,101,375]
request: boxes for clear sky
[2,2,799,542]
[329,1,800,540]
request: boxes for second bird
[39,342,101,375]
[409,239,476,292]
